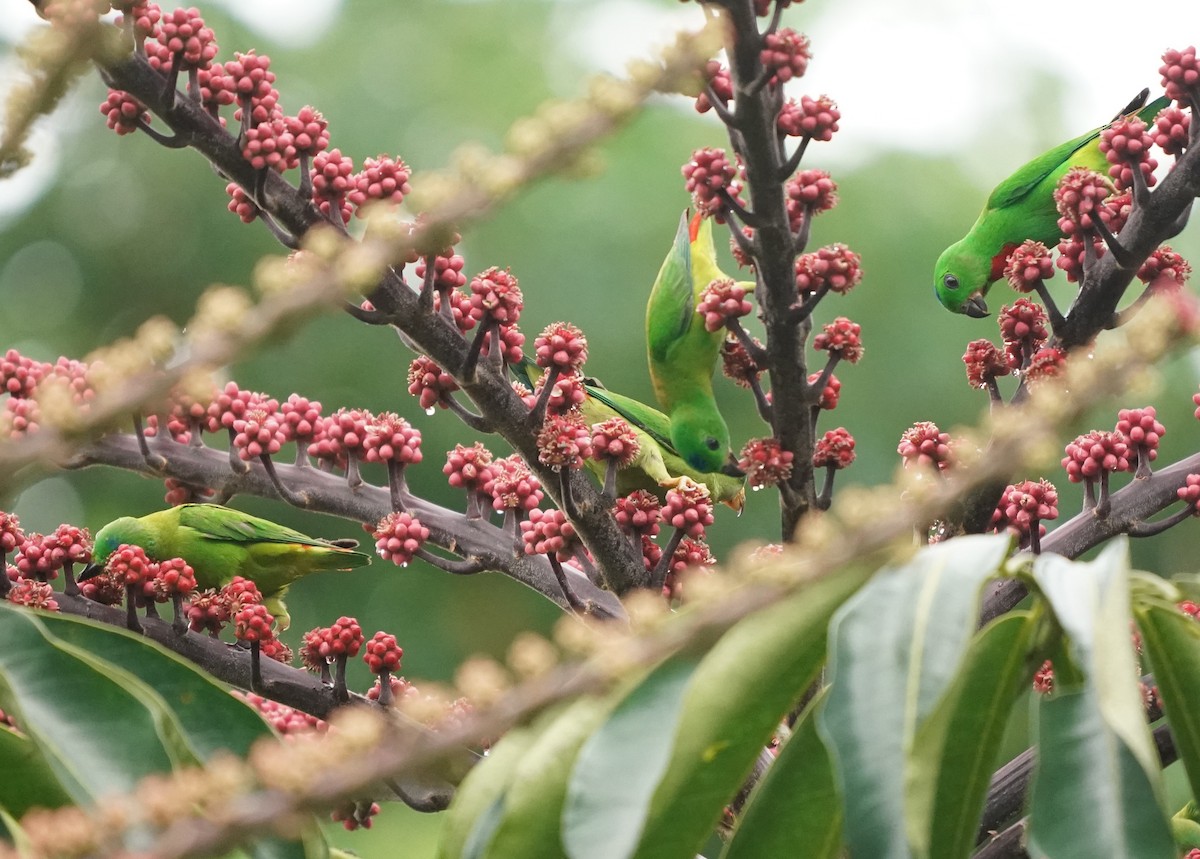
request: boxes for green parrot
[88,504,371,630]
[934,90,1169,316]
[513,359,745,511]
[646,211,749,475]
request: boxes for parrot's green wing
[176,504,338,548]
[987,93,1170,212]
[646,211,697,366]
[510,358,744,508]
[584,385,677,454]
[985,130,1104,211]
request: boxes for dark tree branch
[719,2,814,540]
[1059,143,1200,348]
[70,433,625,620]
[92,46,653,597]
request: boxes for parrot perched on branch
[646,211,749,475]
[513,359,745,511]
[87,504,371,630]
[933,89,1169,317]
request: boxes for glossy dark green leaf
[0,606,325,859]
[906,611,1038,859]
[31,609,276,760]
[0,604,186,802]
[819,535,1011,858]
[0,724,73,818]
[721,688,841,859]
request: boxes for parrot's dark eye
[943,274,960,291]
[706,437,720,451]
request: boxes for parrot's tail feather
[1112,87,1150,121]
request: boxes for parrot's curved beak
[78,562,103,582]
[963,294,989,318]
[721,453,745,479]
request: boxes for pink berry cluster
[697,279,753,333]
[785,169,837,234]
[794,244,863,297]
[235,691,327,737]
[813,317,864,364]
[4,521,92,589]
[962,339,1010,391]
[990,479,1059,551]
[372,512,430,567]
[0,351,95,434]
[897,422,952,473]
[738,438,794,489]
[812,427,856,470]
[98,5,414,228]
[1003,241,1055,293]
[662,479,715,540]
[520,508,579,562]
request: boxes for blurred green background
[1,0,1197,854]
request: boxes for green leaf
[721,688,842,859]
[627,558,875,859]
[563,657,698,859]
[0,725,73,818]
[1027,685,1174,858]
[1024,541,1174,858]
[439,719,541,859]
[1030,541,1161,794]
[483,696,615,859]
[0,605,185,803]
[819,534,1011,858]
[0,606,326,859]
[30,609,276,760]
[906,610,1038,859]
[1133,599,1200,808]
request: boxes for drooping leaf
[627,558,875,859]
[1024,541,1173,858]
[31,609,276,759]
[1030,541,1161,794]
[0,606,326,859]
[483,696,618,859]
[820,535,1011,858]
[0,605,186,803]
[721,688,842,859]
[906,610,1039,859]
[563,657,698,859]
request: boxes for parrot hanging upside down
[933,89,1169,317]
[513,358,746,512]
[86,503,371,630]
[646,211,749,476]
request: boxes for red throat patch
[989,243,1019,282]
[689,211,703,243]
